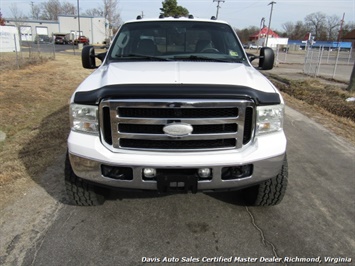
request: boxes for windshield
[109,21,246,63]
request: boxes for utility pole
[259,17,265,44]
[337,13,345,43]
[265,1,276,47]
[213,0,225,19]
[77,0,81,38]
[30,1,34,19]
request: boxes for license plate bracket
[156,175,198,194]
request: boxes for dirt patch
[282,93,355,145]
[267,76,355,145]
[271,77,355,122]
[0,53,93,185]
[0,53,53,71]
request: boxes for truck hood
[76,61,276,94]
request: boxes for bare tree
[85,8,104,17]
[40,0,61,20]
[341,21,355,37]
[326,15,340,40]
[235,26,259,44]
[9,3,26,21]
[305,12,326,40]
[40,0,76,20]
[9,3,28,32]
[61,2,77,16]
[30,2,41,20]
[282,21,295,35]
[103,0,121,28]
[282,21,308,40]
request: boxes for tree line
[8,0,121,29]
[4,0,354,43]
[160,1,354,43]
[236,12,354,44]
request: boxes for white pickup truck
[65,16,287,206]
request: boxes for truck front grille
[99,99,254,152]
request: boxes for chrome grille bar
[99,99,254,152]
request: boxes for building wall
[58,15,107,44]
[257,37,288,48]
[6,15,107,44]
[92,17,109,44]
[5,19,59,41]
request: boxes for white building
[0,26,21,52]
[58,15,108,44]
[5,15,108,44]
[257,37,289,49]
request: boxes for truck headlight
[256,104,284,135]
[70,104,99,134]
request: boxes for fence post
[332,46,340,79]
[303,47,309,74]
[304,47,315,75]
[316,46,324,77]
[52,33,56,59]
[275,44,279,64]
[14,34,20,69]
[326,47,331,64]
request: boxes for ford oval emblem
[163,123,193,137]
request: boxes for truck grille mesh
[99,99,254,152]
[118,107,238,118]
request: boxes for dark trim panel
[74,84,280,105]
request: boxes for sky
[1,0,354,31]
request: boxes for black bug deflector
[73,84,281,106]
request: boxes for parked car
[248,43,262,49]
[54,36,69,45]
[74,36,90,45]
[34,35,51,44]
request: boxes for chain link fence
[275,45,354,82]
[0,35,81,71]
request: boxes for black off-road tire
[243,155,288,206]
[65,154,106,206]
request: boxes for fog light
[222,164,253,180]
[143,168,156,178]
[198,168,211,178]
[101,165,133,180]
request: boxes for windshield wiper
[173,55,242,63]
[117,54,172,61]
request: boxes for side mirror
[82,46,107,69]
[82,46,96,69]
[258,47,274,70]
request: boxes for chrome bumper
[69,152,285,191]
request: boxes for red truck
[74,36,90,45]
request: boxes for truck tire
[243,155,288,206]
[65,154,106,206]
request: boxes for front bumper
[68,131,286,191]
